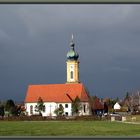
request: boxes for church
[24,35,91,117]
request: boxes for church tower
[66,34,80,83]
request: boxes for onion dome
[67,34,79,61]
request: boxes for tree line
[0,90,139,118]
[0,99,25,118]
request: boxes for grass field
[0,120,140,136]
[126,115,140,122]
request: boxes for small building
[92,98,104,116]
[24,35,91,117]
[114,102,121,110]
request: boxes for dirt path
[123,121,140,125]
[116,121,140,125]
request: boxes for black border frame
[0,2,140,140]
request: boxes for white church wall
[56,103,72,116]
[79,102,91,116]
[25,102,72,116]
[25,102,57,116]
[42,102,57,117]
[25,102,90,117]
[25,103,38,116]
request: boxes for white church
[24,35,91,117]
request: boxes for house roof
[25,83,89,103]
[114,102,121,110]
[92,98,104,110]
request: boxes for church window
[59,104,62,108]
[43,105,46,112]
[83,104,86,113]
[70,71,73,79]
[30,105,33,115]
[65,112,68,116]
[65,104,68,108]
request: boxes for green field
[0,120,140,136]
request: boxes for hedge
[0,115,111,121]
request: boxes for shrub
[0,114,111,121]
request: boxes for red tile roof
[25,83,89,103]
[92,98,104,110]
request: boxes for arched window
[65,104,68,108]
[83,104,86,113]
[30,105,33,115]
[70,71,73,79]
[43,105,46,112]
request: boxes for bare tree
[123,91,140,113]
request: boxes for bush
[0,115,111,121]
[74,115,110,121]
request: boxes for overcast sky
[0,4,140,102]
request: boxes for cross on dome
[71,34,74,41]
[67,34,79,61]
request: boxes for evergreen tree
[89,95,98,115]
[35,97,45,116]
[54,104,64,116]
[125,92,130,100]
[5,99,16,116]
[108,99,116,108]
[104,102,108,114]
[72,96,81,116]
[0,105,5,118]
[115,97,119,102]
[5,99,15,110]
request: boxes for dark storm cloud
[0,5,140,101]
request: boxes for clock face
[70,65,74,70]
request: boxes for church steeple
[66,34,80,83]
[67,34,79,61]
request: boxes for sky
[0,4,140,102]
